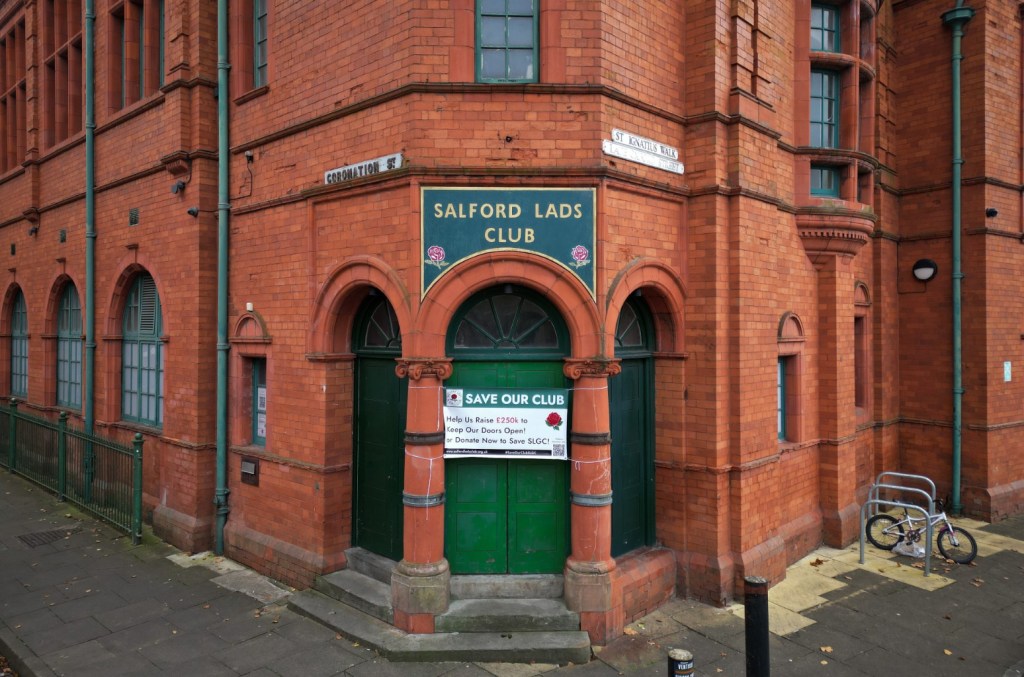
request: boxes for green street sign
[421,187,596,297]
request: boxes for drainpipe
[942,2,974,515]
[84,0,96,438]
[214,0,230,554]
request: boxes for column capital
[563,357,621,380]
[395,357,453,381]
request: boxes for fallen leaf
[820,646,833,654]
[335,633,343,640]
[944,614,952,620]
[623,627,638,636]
[810,558,824,567]
[202,603,211,609]
[944,649,953,656]
[820,660,829,665]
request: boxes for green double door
[445,361,569,574]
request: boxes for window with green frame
[811,4,840,52]
[810,69,839,148]
[811,164,840,196]
[251,358,266,445]
[253,0,268,88]
[122,274,163,427]
[10,290,27,397]
[477,0,537,83]
[57,284,83,409]
[777,357,788,441]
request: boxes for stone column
[391,357,452,634]
[562,357,620,644]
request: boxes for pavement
[1,470,1023,677]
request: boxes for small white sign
[611,129,679,160]
[324,153,403,185]
[1005,361,1012,382]
[603,140,684,174]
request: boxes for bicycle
[865,498,978,564]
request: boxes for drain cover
[18,526,82,548]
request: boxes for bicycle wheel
[936,526,977,564]
[866,513,904,550]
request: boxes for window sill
[235,85,270,105]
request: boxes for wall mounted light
[912,259,938,282]
[985,207,998,218]
[27,225,38,236]
[187,207,200,217]
[171,179,187,194]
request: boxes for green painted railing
[0,399,143,543]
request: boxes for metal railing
[860,472,937,577]
[0,399,143,543]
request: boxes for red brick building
[3,0,1022,644]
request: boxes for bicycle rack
[860,482,936,577]
[867,471,936,517]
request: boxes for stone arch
[43,272,84,335]
[605,257,688,355]
[854,281,871,308]
[778,311,806,347]
[412,251,601,358]
[1,281,26,333]
[103,253,165,336]
[308,256,412,355]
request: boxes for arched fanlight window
[451,286,563,353]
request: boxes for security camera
[187,207,200,217]
[985,207,998,218]
[171,180,187,194]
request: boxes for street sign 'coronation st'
[421,187,596,298]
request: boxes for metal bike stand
[868,472,936,517]
[860,486,935,577]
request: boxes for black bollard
[667,648,694,676]
[744,576,770,677]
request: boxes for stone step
[313,568,393,624]
[450,573,563,600]
[288,589,591,665]
[344,547,396,586]
[435,598,580,633]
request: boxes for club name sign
[421,187,596,297]
[443,388,569,460]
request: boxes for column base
[564,559,618,644]
[391,559,450,633]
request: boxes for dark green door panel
[609,358,649,556]
[445,459,507,573]
[445,353,569,574]
[508,460,568,573]
[354,356,407,561]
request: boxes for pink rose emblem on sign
[425,245,449,269]
[569,244,591,269]
[545,412,563,430]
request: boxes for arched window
[122,274,163,427]
[57,284,83,409]
[10,290,27,397]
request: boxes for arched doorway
[353,294,407,561]
[444,285,571,574]
[610,295,655,556]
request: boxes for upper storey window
[232,0,270,96]
[253,0,268,88]
[811,4,840,52]
[810,70,839,148]
[0,18,27,173]
[110,0,165,111]
[477,0,537,83]
[43,0,83,147]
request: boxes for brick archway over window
[413,251,601,358]
[308,255,412,355]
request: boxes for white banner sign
[443,388,568,459]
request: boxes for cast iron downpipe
[84,1,95,437]
[942,2,973,516]
[215,0,231,554]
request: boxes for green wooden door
[610,298,655,557]
[444,287,570,574]
[354,298,407,561]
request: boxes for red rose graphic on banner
[545,412,563,430]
